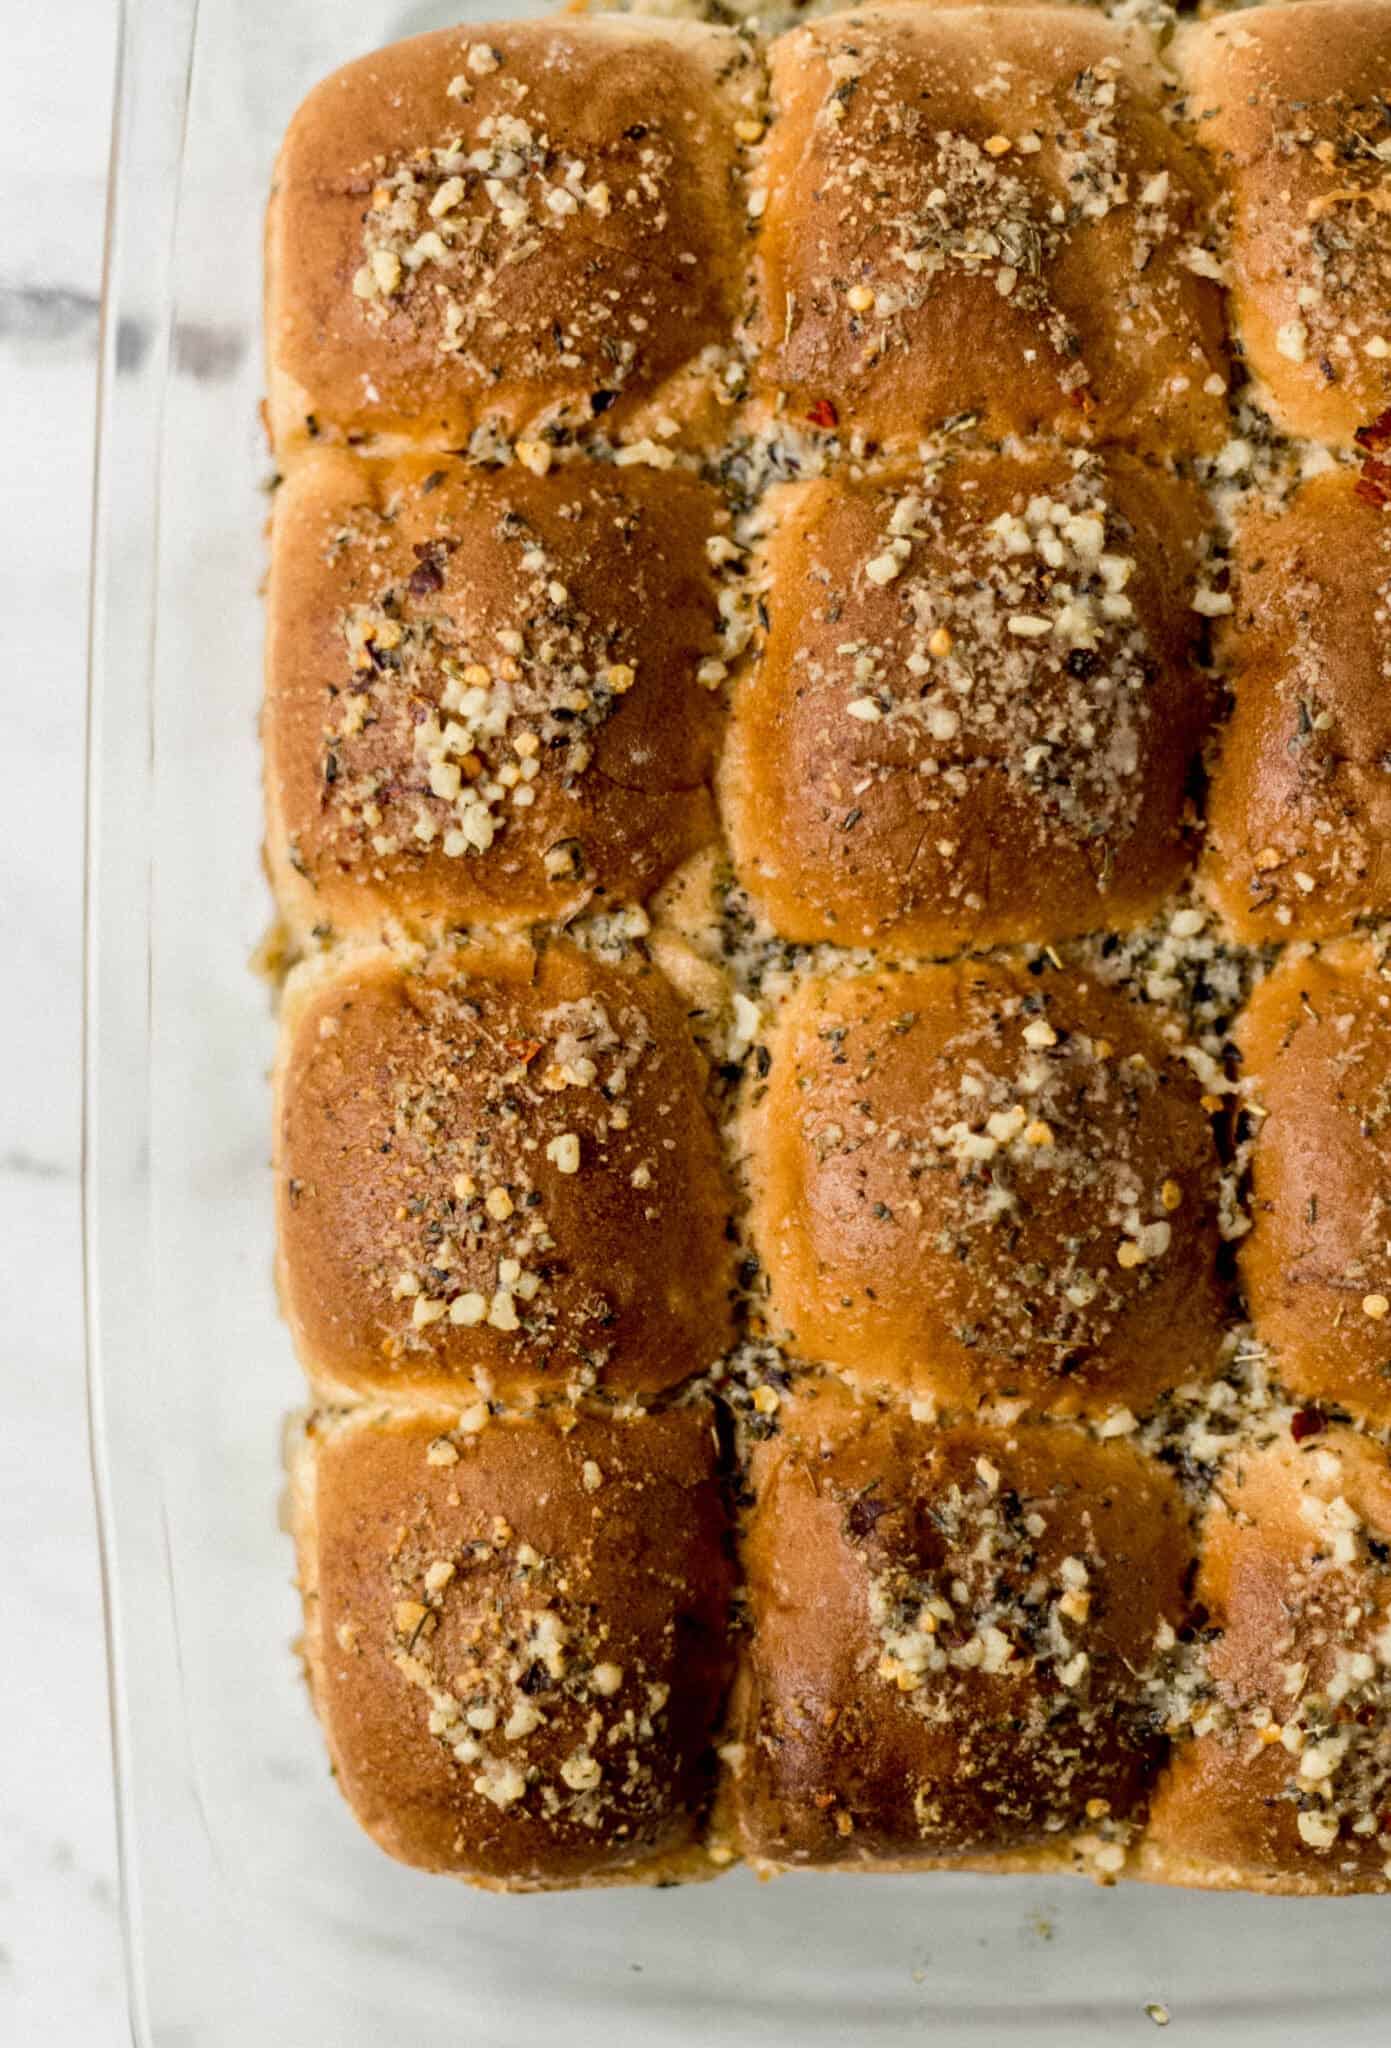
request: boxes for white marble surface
[1,3,125,2039]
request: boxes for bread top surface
[744,954,1225,1416]
[296,1402,734,1883]
[1201,474,1391,944]
[264,448,730,942]
[1176,1,1391,445]
[263,2,1391,1900]
[1146,1428,1391,1892]
[731,1380,1192,1868]
[753,4,1228,457]
[265,16,759,455]
[275,938,734,1404]
[1237,940,1391,1425]
[721,448,1211,955]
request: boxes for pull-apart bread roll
[726,1384,1192,1873]
[1238,942,1391,1426]
[275,939,734,1406]
[266,2,1391,1899]
[1145,1429,1391,1894]
[1177,1,1391,447]
[264,450,730,942]
[722,449,1212,954]
[744,956,1224,1416]
[753,4,1229,455]
[266,17,759,455]
[293,1403,734,1887]
[1201,475,1391,944]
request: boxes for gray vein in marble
[1,275,248,386]
[0,1148,74,1183]
[0,284,99,344]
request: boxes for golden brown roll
[721,449,1212,955]
[1237,941,1391,1426]
[264,449,729,942]
[1201,474,1391,944]
[1144,1427,1391,1894]
[262,3,1391,1904]
[265,16,759,457]
[293,1402,735,1888]
[752,4,1228,457]
[275,939,735,1405]
[726,1382,1192,1871]
[744,955,1225,1416]
[1176,2,1391,447]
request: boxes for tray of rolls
[89,0,1391,2037]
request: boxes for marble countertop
[2,3,125,2038]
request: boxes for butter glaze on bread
[1201,471,1391,943]
[754,4,1229,455]
[294,1402,734,1885]
[264,2,1391,1896]
[266,16,759,456]
[1144,1429,1391,1894]
[1177,1,1391,447]
[275,939,734,1406]
[265,449,729,942]
[745,956,1224,1416]
[1237,942,1391,1427]
[728,1380,1191,1873]
[722,449,1211,954]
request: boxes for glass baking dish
[85,0,1389,2038]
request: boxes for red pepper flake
[806,398,839,430]
[504,1037,542,1066]
[1355,457,1391,508]
[1354,405,1391,456]
[1290,1406,1325,1443]
[407,556,445,596]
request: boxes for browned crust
[263,3,1391,1900]
[753,4,1228,456]
[274,939,735,1405]
[721,449,1212,954]
[744,955,1225,1416]
[1201,474,1391,944]
[265,16,759,457]
[1237,940,1391,1426]
[292,1402,736,1887]
[1176,1,1391,446]
[1143,1428,1391,1894]
[726,1379,1192,1871]
[264,448,728,942]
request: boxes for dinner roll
[721,448,1211,954]
[745,955,1225,1416]
[753,4,1228,456]
[1177,1,1391,446]
[728,1381,1192,1871]
[264,449,729,942]
[266,16,758,456]
[1238,941,1391,1425]
[293,1401,734,1887]
[275,938,734,1405]
[1144,1428,1391,1894]
[1201,473,1391,944]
